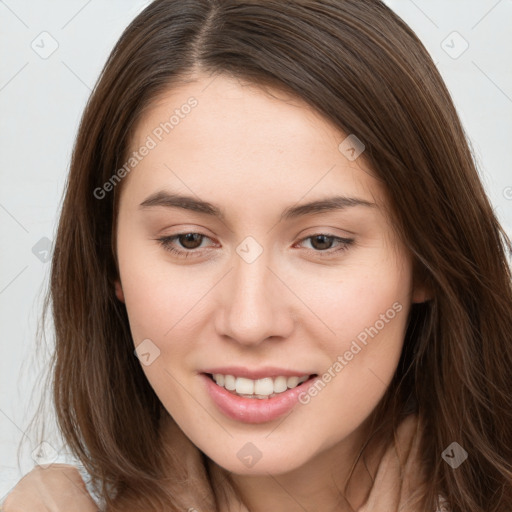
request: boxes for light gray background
[1,0,511,501]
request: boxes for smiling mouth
[205,372,318,399]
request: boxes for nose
[215,247,295,347]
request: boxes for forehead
[122,73,385,210]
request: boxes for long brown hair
[28,0,512,510]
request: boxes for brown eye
[178,233,204,249]
[309,234,335,250]
[296,233,354,258]
[157,232,215,259]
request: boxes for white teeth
[254,377,274,395]
[211,373,311,398]
[224,374,236,391]
[273,376,288,393]
[287,376,300,389]
[239,394,270,400]
[235,377,254,395]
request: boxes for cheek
[117,254,198,416]
[297,252,412,417]
[301,251,412,345]
[116,232,187,342]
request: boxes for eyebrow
[139,191,375,221]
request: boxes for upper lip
[201,366,316,380]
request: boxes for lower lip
[201,373,318,424]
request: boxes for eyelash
[156,232,354,259]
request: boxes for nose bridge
[218,240,293,345]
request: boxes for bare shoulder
[3,464,99,511]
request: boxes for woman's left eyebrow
[139,190,375,222]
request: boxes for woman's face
[115,73,426,475]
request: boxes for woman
[3,0,512,510]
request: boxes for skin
[6,71,428,512]
[2,464,98,511]
[112,72,429,512]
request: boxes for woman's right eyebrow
[139,190,375,222]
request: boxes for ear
[411,262,433,304]
[114,279,125,303]
[412,284,431,304]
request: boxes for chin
[209,446,311,476]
